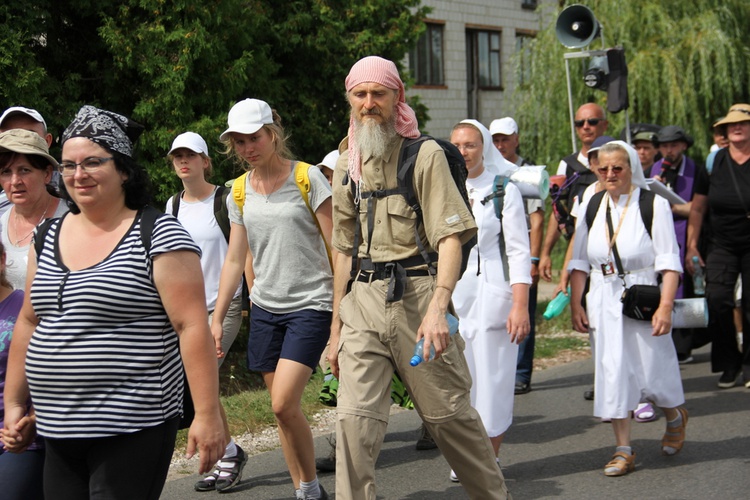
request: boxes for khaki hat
[0,129,58,167]
[714,104,750,127]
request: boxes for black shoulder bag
[606,201,661,321]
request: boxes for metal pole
[564,58,577,153]
[624,109,631,144]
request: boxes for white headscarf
[605,140,648,190]
[459,119,517,177]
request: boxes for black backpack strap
[213,185,231,243]
[638,188,655,239]
[34,217,58,263]
[397,136,436,275]
[170,192,182,217]
[585,190,607,231]
[139,205,164,253]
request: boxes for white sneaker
[449,469,459,482]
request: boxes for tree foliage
[0,0,427,204]
[511,0,750,168]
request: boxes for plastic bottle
[543,287,571,320]
[410,313,459,366]
[692,256,706,296]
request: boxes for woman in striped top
[3,106,225,499]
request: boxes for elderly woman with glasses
[2,106,225,499]
[687,104,750,389]
[569,141,688,477]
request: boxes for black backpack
[552,153,598,239]
[584,188,655,238]
[169,186,231,242]
[348,135,476,278]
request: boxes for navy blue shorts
[247,305,331,372]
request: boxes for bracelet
[436,285,453,294]
[530,257,540,263]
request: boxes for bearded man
[327,55,511,500]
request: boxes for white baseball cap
[219,99,274,141]
[489,117,518,136]
[168,131,209,156]
[0,106,47,130]
[318,150,340,171]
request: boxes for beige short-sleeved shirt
[332,137,477,263]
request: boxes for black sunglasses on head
[574,118,603,127]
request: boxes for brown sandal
[661,407,689,455]
[603,451,636,476]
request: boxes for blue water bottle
[543,287,571,320]
[410,313,459,366]
[692,256,706,296]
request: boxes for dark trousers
[706,245,750,378]
[0,448,45,500]
[516,284,538,384]
[43,417,179,500]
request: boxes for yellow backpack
[231,161,333,270]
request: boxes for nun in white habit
[450,119,531,473]
[568,140,688,477]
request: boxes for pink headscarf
[345,56,420,185]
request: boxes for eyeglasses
[597,166,625,175]
[58,157,114,176]
[574,118,604,128]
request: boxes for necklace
[11,197,51,246]
[253,168,284,203]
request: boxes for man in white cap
[317,149,339,186]
[490,116,543,395]
[0,106,55,216]
[329,55,510,500]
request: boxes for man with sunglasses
[539,103,608,295]
[650,125,706,365]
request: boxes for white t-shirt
[556,151,589,176]
[165,188,241,311]
[2,200,69,290]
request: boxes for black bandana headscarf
[61,105,144,157]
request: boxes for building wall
[407,0,554,139]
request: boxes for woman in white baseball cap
[214,99,333,500]
[166,131,248,493]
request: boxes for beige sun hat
[714,103,750,127]
[0,128,58,167]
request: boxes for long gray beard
[354,117,398,160]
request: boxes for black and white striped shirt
[26,211,200,438]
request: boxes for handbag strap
[605,203,627,287]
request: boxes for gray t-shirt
[229,162,333,314]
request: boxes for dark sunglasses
[574,118,603,128]
[597,166,624,175]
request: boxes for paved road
[161,343,750,499]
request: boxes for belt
[354,261,431,302]
[355,268,431,283]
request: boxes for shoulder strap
[584,190,607,230]
[213,185,231,243]
[295,161,333,271]
[34,217,57,263]
[139,205,164,253]
[638,189,655,239]
[564,152,588,175]
[479,175,510,283]
[170,192,182,217]
[231,172,249,216]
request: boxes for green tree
[0,0,427,204]
[511,0,750,168]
